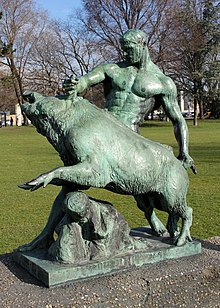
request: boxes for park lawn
[0,120,219,254]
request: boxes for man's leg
[17,187,68,252]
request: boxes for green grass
[0,120,219,254]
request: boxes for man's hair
[121,29,147,45]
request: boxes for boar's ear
[22,91,36,104]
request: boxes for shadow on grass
[0,252,44,287]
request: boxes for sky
[35,0,82,20]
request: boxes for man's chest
[107,66,137,91]
[107,67,162,98]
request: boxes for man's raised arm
[63,64,106,96]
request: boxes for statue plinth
[13,227,201,287]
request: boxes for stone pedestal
[13,227,201,287]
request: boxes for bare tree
[24,23,65,96]
[161,0,220,124]
[0,70,17,112]
[0,0,48,106]
[52,19,102,76]
[78,0,173,62]
[27,17,106,101]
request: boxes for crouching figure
[48,191,146,263]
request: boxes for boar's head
[23,90,78,134]
[22,91,74,158]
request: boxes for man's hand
[178,153,197,174]
[63,76,79,98]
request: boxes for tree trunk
[193,97,198,127]
[199,99,204,119]
[7,57,29,125]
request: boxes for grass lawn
[0,120,219,254]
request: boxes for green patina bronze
[18,91,191,250]
[64,29,196,173]
[48,191,145,264]
[16,29,196,267]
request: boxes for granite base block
[13,227,202,287]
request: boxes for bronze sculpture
[16,29,196,266]
[64,29,196,173]
[19,92,192,253]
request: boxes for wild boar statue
[19,91,192,249]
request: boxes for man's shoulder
[97,62,126,75]
[103,61,126,69]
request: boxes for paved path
[1,237,219,307]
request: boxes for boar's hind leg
[166,212,180,239]
[176,205,193,246]
[134,194,167,236]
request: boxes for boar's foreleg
[20,160,112,191]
